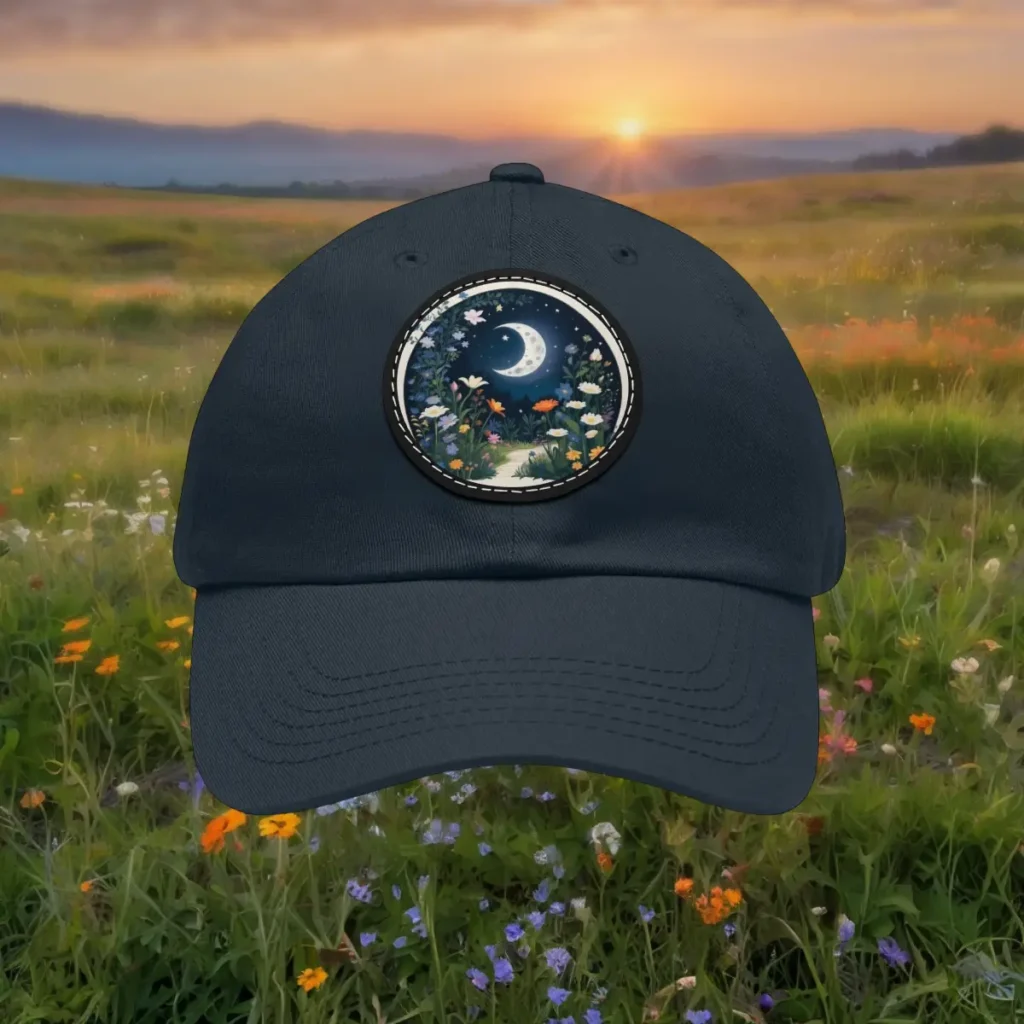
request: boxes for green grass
[1,165,1024,1024]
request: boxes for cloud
[1,0,1015,54]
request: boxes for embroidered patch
[385,273,640,502]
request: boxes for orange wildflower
[200,808,247,853]
[674,876,694,898]
[487,399,505,415]
[588,446,605,460]
[62,616,91,632]
[259,813,302,839]
[54,654,84,665]
[184,658,192,669]
[11,487,24,496]
[95,655,120,675]
[297,966,328,992]
[565,449,582,461]
[165,616,191,629]
[156,640,180,652]
[60,639,91,656]
[79,880,95,893]
[596,850,614,872]
[909,712,936,736]
[977,638,1002,652]
[694,885,742,925]
[532,398,559,413]
[449,459,465,471]
[20,788,46,809]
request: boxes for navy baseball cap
[173,162,845,816]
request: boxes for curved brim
[189,576,819,816]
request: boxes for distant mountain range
[0,102,964,194]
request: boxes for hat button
[489,162,545,184]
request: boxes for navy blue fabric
[173,167,846,815]
[190,577,818,816]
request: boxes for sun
[615,119,644,141]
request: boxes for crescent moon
[491,323,547,378]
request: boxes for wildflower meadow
[1,163,1024,1023]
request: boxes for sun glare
[616,119,644,141]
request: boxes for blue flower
[534,879,551,903]
[427,395,441,404]
[178,772,205,807]
[494,957,515,984]
[443,822,460,845]
[359,932,377,947]
[479,842,492,856]
[467,967,489,991]
[639,905,655,923]
[549,902,566,916]
[555,383,573,400]
[528,911,546,930]
[544,947,571,974]
[723,922,736,938]
[392,884,402,900]
[345,879,373,903]
[758,993,775,1011]
[393,935,408,948]
[405,906,422,925]
[479,898,490,911]
[584,1010,603,1024]
[537,791,556,802]
[404,794,418,806]
[420,820,444,844]
[521,787,534,799]
[878,937,911,968]
[505,922,525,942]
[834,914,855,957]
[418,875,430,891]
[548,986,571,1007]
[446,442,459,455]
[412,922,428,938]
[685,1012,712,1024]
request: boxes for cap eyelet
[396,251,427,269]
[610,245,637,265]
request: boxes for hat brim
[188,576,819,816]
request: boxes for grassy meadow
[1,162,1024,1024]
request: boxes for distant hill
[853,124,1024,171]
[0,102,959,193]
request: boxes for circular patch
[385,272,641,502]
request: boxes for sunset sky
[2,0,1022,137]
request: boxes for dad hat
[173,162,846,817]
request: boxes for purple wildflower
[393,936,408,949]
[639,905,655,923]
[443,822,460,845]
[505,922,525,942]
[757,993,775,1011]
[493,957,514,984]
[467,967,489,991]
[521,787,534,798]
[685,1012,712,1024]
[534,879,552,903]
[548,986,571,1007]
[404,906,422,925]
[359,932,376,947]
[345,879,373,903]
[420,820,444,844]
[537,791,556,802]
[528,911,547,930]
[878,937,910,968]
[584,1010,603,1024]
[834,914,855,957]
[479,898,490,911]
[178,772,205,807]
[479,842,492,856]
[404,795,418,806]
[412,922,428,938]
[549,902,566,916]
[723,922,736,938]
[544,947,572,974]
